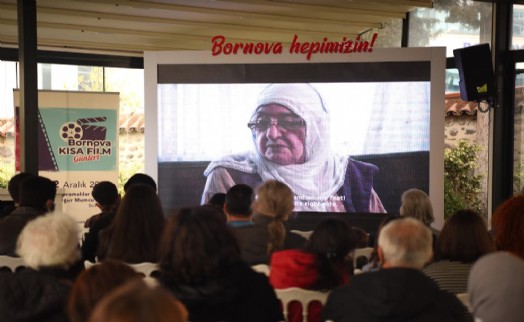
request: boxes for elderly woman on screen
[201,83,385,213]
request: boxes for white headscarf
[204,83,348,201]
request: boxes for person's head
[88,280,187,322]
[207,192,226,210]
[468,252,524,322]
[159,206,240,283]
[7,172,34,205]
[254,179,294,219]
[68,260,142,322]
[305,218,356,289]
[248,83,328,165]
[106,184,165,263]
[492,194,524,259]
[437,209,495,263]
[378,217,433,269]
[224,184,253,217]
[306,219,356,260]
[91,181,120,212]
[17,212,79,269]
[254,180,294,253]
[18,175,57,211]
[351,226,370,248]
[123,173,157,193]
[399,188,434,226]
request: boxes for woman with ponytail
[233,180,307,265]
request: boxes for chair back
[275,287,329,322]
[84,260,158,277]
[127,262,159,277]
[251,264,270,276]
[0,255,25,272]
[290,230,313,240]
[456,292,472,312]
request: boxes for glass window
[409,0,493,57]
[513,5,524,49]
[514,63,524,194]
[360,18,402,48]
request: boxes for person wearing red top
[269,218,356,322]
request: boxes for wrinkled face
[250,104,306,165]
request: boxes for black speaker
[453,43,495,101]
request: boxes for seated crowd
[0,173,522,322]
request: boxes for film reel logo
[60,122,83,141]
[60,117,107,142]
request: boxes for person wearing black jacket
[321,218,470,322]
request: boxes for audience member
[207,192,226,209]
[270,218,355,322]
[361,214,401,272]
[232,180,306,265]
[82,181,120,262]
[0,172,34,217]
[468,252,524,322]
[89,280,187,322]
[0,212,80,322]
[400,188,440,252]
[0,175,56,256]
[123,173,157,193]
[352,226,370,249]
[68,260,142,322]
[322,217,469,322]
[97,184,165,263]
[155,206,283,322]
[224,184,253,228]
[424,209,495,294]
[491,194,524,259]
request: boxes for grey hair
[399,188,434,225]
[378,217,433,269]
[17,212,79,269]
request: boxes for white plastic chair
[251,264,270,276]
[456,292,472,312]
[0,255,25,272]
[83,260,158,277]
[290,230,313,240]
[127,262,158,277]
[275,287,329,322]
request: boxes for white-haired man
[0,212,81,322]
[321,217,469,322]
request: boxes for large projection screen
[144,48,446,229]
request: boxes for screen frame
[144,48,446,229]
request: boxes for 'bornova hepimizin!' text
[211,34,378,61]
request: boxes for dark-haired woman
[423,209,495,294]
[155,206,283,322]
[269,218,356,322]
[97,184,165,263]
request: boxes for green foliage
[0,162,15,189]
[118,162,143,195]
[444,140,482,219]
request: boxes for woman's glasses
[247,116,305,131]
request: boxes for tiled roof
[445,92,478,116]
[0,112,145,138]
